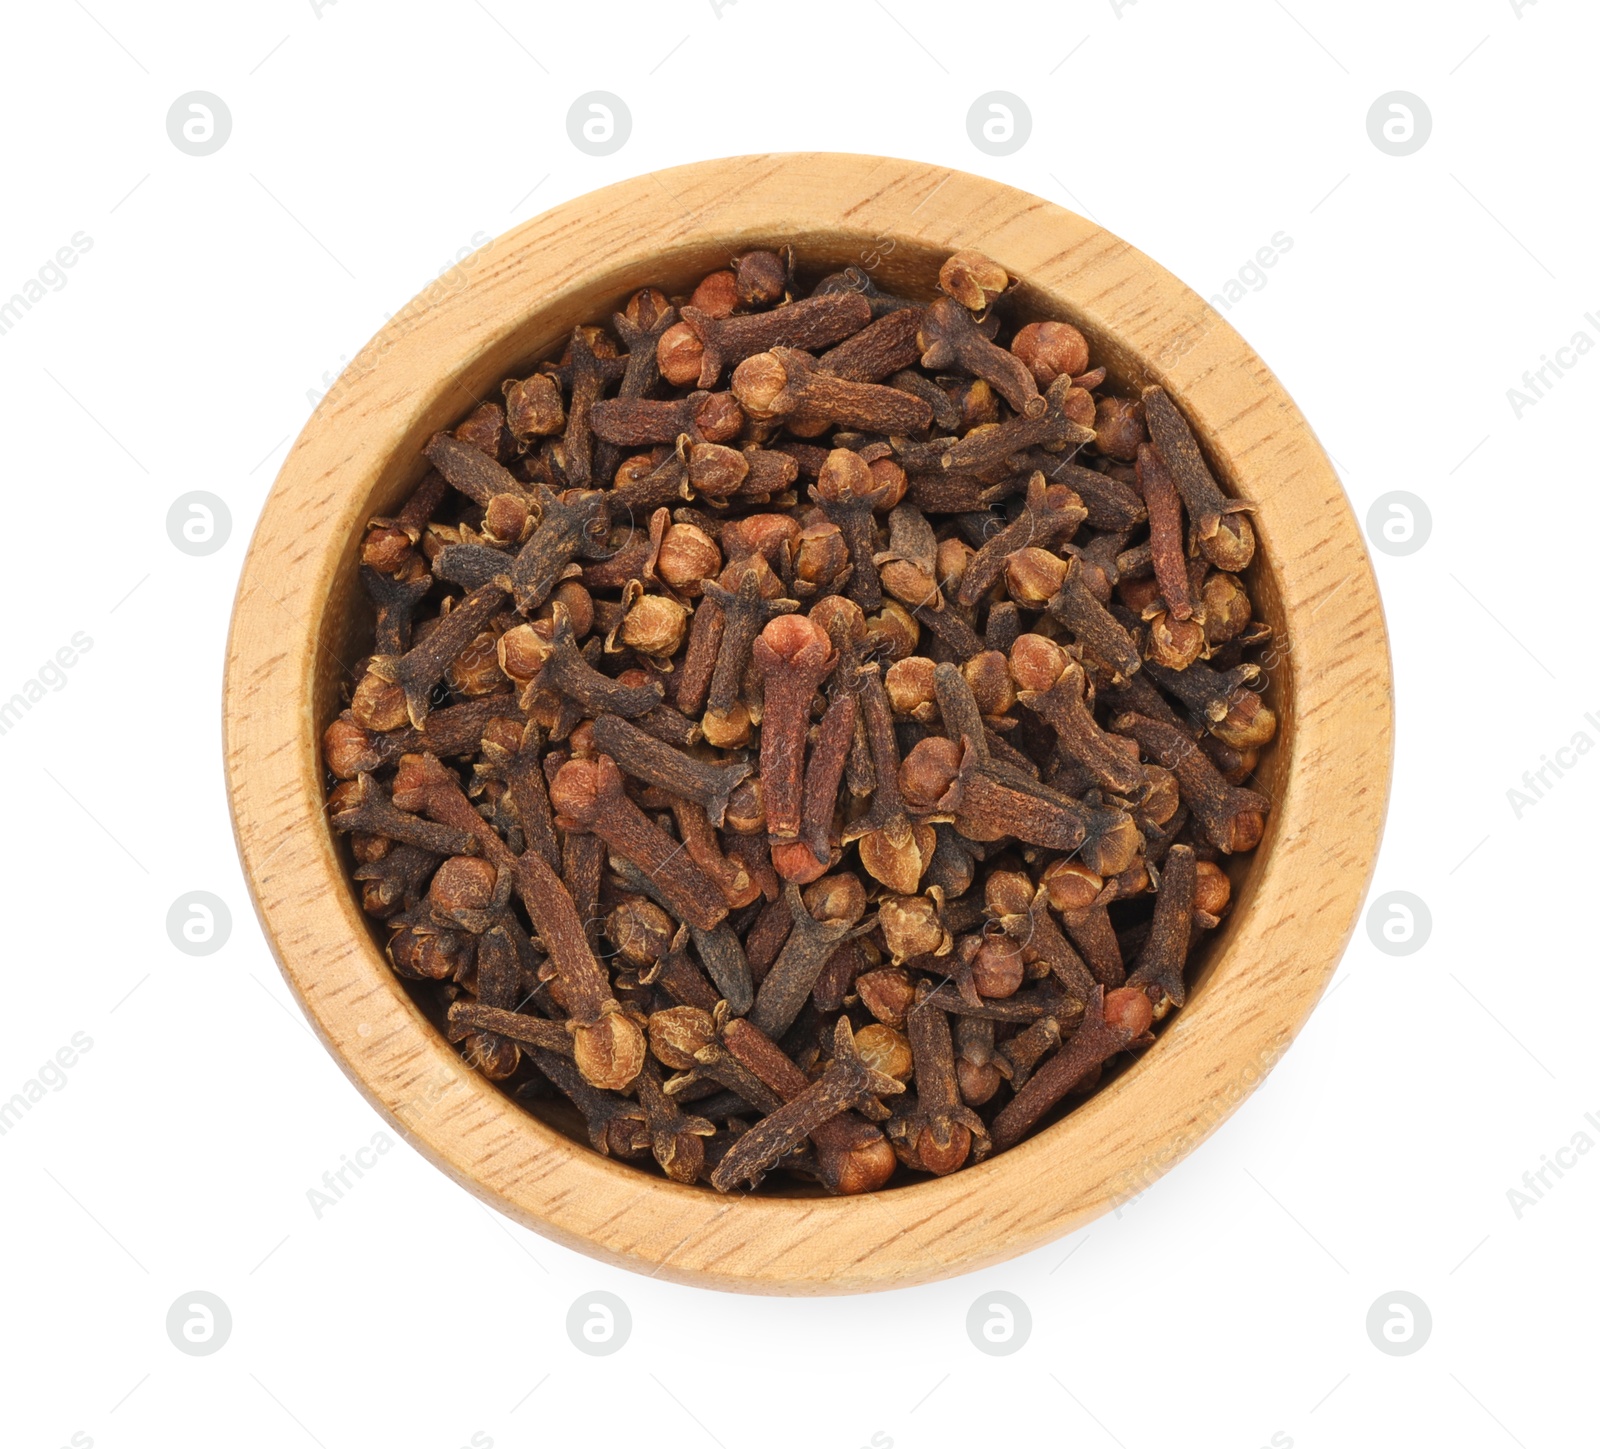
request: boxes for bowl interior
[312,229,1293,1184]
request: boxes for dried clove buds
[323,245,1278,1195]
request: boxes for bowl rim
[223,152,1392,1294]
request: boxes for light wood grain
[223,154,1392,1294]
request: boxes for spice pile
[323,246,1276,1193]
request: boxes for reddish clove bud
[751,613,836,843]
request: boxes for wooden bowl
[224,154,1391,1294]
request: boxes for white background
[0,1,1591,1445]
